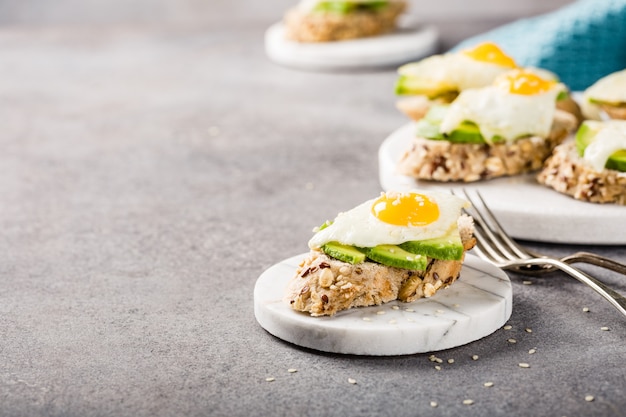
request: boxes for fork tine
[453,188,530,262]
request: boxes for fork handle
[562,252,626,276]
[508,258,626,318]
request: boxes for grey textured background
[1,1,625,416]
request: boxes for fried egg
[398,42,517,93]
[583,120,626,171]
[308,190,469,249]
[440,69,563,144]
[581,69,626,120]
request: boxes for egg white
[582,69,626,120]
[439,84,562,144]
[583,120,626,171]
[308,190,469,249]
[398,52,515,93]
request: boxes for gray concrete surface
[1,2,625,416]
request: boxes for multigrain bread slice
[537,141,626,205]
[285,215,475,316]
[397,109,577,182]
[284,1,407,43]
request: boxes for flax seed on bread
[285,215,475,316]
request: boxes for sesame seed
[601,327,610,331]
[430,401,438,408]
[265,377,275,382]
[525,328,532,333]
[447,359,455,364]
[287,369,297,373]
[434,365,441,371]
[508,338,517,344]
[484,382,494,387]
[391,305,400,310]
[472,355,479,361]
[585,395,595,402]
[522,280,532,285]
[463,399,474,405]
[504,325,512,330]
[435,358,443,364]
[348,378,357,385]
[583,307,590,312]
[529,349,537,354]
[428,355,437,362]
[519,363,530,368]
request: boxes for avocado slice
[364,245,428,271]
[322,242,366,264]
[575,121,626,172]
[414,105,489,144]
[399,228,464,261]
[313,1,388,14]
[394,75,453,98]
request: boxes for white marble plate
[254,253,512,356]
[264,18,439,71]
[379,123,626,245]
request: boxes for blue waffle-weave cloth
[451,0,626,91]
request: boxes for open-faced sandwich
[284,0,407,43]
[580,69,626,121]
[397,69,578,182]
[537,120,626,205]
[285,190,475,316]
[394,42,583,124]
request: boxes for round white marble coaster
[264,19,439,71]
[254,253,512,355]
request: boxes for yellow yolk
[461,42,517,68]
[371,192,440,227]
[494,69,556,95]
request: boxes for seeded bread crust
[285,215,475,316]
[537,141,626,205]
[396,110,577,182]
[284,1,406,43]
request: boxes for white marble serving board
[379,122,626,245]
[254,253,512,356]
[264,19,439,71]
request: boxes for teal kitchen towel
[452,0,626,91]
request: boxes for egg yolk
[371,192,440,227]
[462,42,517,68]
[494,69,556,95]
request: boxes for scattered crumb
[504,325,512,330]
[463,399,474,405]
[585,395,595,402]
[522,280,532,285]
[447,359,455,364]
[430,401,438,408]
[518,363,531,368]
[472,355,479,361]
[391,305,400,310]
[362,317,371,322]
[583,307,590,312]
[265,377,275,382]
[453,303,460,308]
[508,338,517,344]
[484,382,494,387]
[287,369,297,373]
[348,378,357,385]
[435,309,445,314]
[600,327,610,331]
[405,308,414,312]
[388,319,397,324]
[376,311,386,315]
[525,328,532,333]
[434,365,441,371]
[529,349,537,354]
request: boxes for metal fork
[454,189,626,318]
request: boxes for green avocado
[575,121,626,172]
[399,228,464,261]
[322,242,366,264]
[394,75,451,98]
[414,105,491,144]
[313,1,388,14]
[364,245,428,270]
